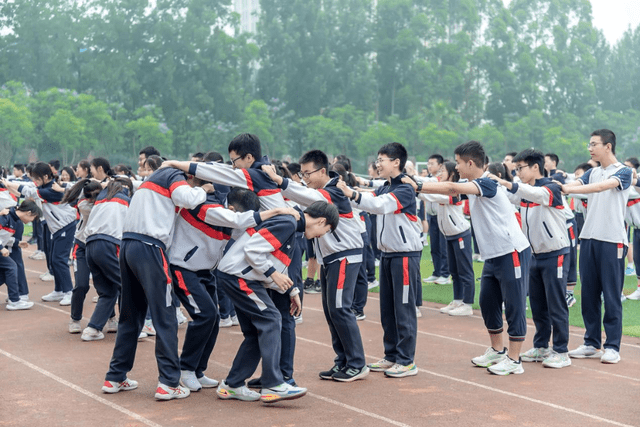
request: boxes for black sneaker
[354,311,366,321]
[306,280,322,294]
[303,278,315,293]
[319,365,343,380]
[332,366,370,382]
[247,378,262,389]
[284,376,297,387]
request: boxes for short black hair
[13,164,25,173]
[299,150,329,172]
[626,157,640,170]
[505,152,517,158]
[191,152,205,161]
[287,162,301,176]
[304,201,339,232]
[227,187,260,212]
[139,146,160,157]
[378,142,408,171]
[454,140,486,168]
[17,199,43,218]
[48,159,61,171]
[591,129,616,154]
[203,151,224,163]
[574,162,593,173]
[228,133,262,159]
[514,149,545,175]
[428,154,444,164]
[545,153,559,167]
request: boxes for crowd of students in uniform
[1,129,638,403]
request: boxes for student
[561,129,632,364]
[59,166,76,183]
[415,141,531,376]
[48,159,61,177]
[566,163,592,307]
[0,200,41,310]
[493,149,571,369]
[61,179,103,334]
[503,152,518,177]
[338,142,422,378]
[102,166,207,401]
[76,160,92,180]
[624,157,640,277]
[415,161,475,317]
[262,150,368,382]
[169,182,297,392]
[90,157,113,182]
[82,178,133,341]
[422,154,451,285]
[3,163,78,306]
[138,146,161,176]
[215,199,338,402]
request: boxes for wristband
[416,181,423,193]
[289,287,300,297]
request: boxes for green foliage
[0,98,34,166]
[44,109,86,165]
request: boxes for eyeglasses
[588,142,603,148]
[515,164,530,173]
[230,155,245,166]
[375,157,397,165]
[298,167,323,179]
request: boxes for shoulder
[473,177,498,198]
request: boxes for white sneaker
[40,272,55,282]
[367,280,379,290]
[621,293,627,303]
[449,303,473,316]
[198,375,219,388]
[568,344,603,359]
[138,331,148,340]
[102,378,138,394]
[59,292,72,306]
[230,315,239,326]
[601,348,621,364]
[30,250,46,260]
[68,320,82,334]
[142,319,156,336]
[374,260,380,267]
[176,308,188,325]
[216,380,260,401]
[219,317,233,328]
[260,382,307,403]
[422,275,439,283]
[626,288,640,300]
[542,352,571,368]
[81,327,104,341]
[92,296,99,303]
[487,357,524,375]
[434,276,452,285]
[105,318,118,333]
[6,300,34,311]
[415,306,422,318]
[440,300,463,314]
[19,295,29,302]
[155,382,190,400]
[41,290,64,302]
[294,315,303,325]
[472,347,507,367]
[520,347,551,362]
[180,370,202,392]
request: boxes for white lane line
[207,358,413,427]
[0,348,163,427]
[367,295,640,350]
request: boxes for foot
[303,277,315,293]
[565,293,577,307]
[542,352,571,368]
[434,276,452,285]
[142,319,156,336]
[40,272,55,282]
[6,300,34,311]
[367,358,394,372]
[92,296,99,303]
[568,344,603,359]
[81,327,104,341]
[440,300,463,314]
[332,366,369,382]
[448,303,473,317]
[626,288,640,300]
[319,365,343,380]
[367,279,379,290]
[487,357,524,375]
[105,318,118,333]
[216,380,260,401]
[155,382,190,400]
[176,308,188,325]
[353,311,366,321]
[600,348,621,364]
[260,383,307,403]
[625,266,635,276]
[41,290,64,302]
[138,331,148,340]
[102,378,138,394]
[197,375,219,388]
[520,347,551,363]
[294,314,303,324]
[59,292,72,306]
[230,315,239,326]
[472,347,507,367]
[219,317,233,328]
[384,363,417,378]
[180,370,202,392]
[422,275,438,283]
[68,320,82,334]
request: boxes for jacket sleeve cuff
[280,178,290,190]
[508,183,519,194]
[253,211,263,225]
[264,266,276,277]
[17,185,24,193]
[188,163,198,176]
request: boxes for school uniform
[105,168,207,388]
[216,213,305,389]
[625,188,640,278]
[18,181,77,293]
[2,208,29,297]
[467,175,531,343]
[577,164,632,352]
[508,179,570,353]
[561,198,578,287]
[419,193,475,304]
[352,174,422,366]
[85,189,131,331]
[279,174,366,370]
[0,211,22,302]
[70,199,94,322]
[169,192,264,377]
[352,209,372,314]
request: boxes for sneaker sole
[542,362,571,369]
[216,390,260,401]
[568,353,603,359]
[601,357,621,364]
[332,367,370,382]
[384,368,418,378]
[367,365,394,372]
[41,297,63,302]
[260,389,307,403]
[155,392,190,400]
[81,335,105,341]
[487,367,524,375]
[471,357,506,368]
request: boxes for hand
[0,208,9,216]
[355,176,368,187]
[279,207,300,220]
[290,293,302,316]
[488,173,508,188]
[261,164,282,185]
[51,181,64,192]
[159,160,178,169]
[401,176,417,191]
[201,183,215,193]
[336,180,353,198]
[1,248,9,257]
[19,241,29,249]
[270,271,293,292]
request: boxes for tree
[125,116,173,158]
[44,109,85,165]
[0,98,34,166]
[242,100,274,157]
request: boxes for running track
[1,247,638,427]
